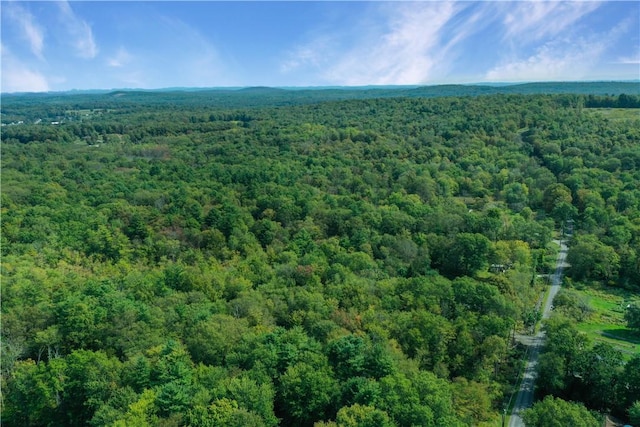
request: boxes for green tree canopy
[522,396,600,427]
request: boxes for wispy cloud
[1,44,49,92]
[501,1,602,43]
[280,37,332,74]
[277,1,638,85]
[331,2,461,85]
[107,47,132,68]
[2,1,635,90]
[487,19,630,82]
[486,40,595,82]
[615,54,640,65]
[282,2,482,85]
[4,3,45,60]
[58,1,98,59]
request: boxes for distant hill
[2,82,638,111]
[237,86,288,93]
[407,81,640,97]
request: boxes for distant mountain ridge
[2,82,638,110]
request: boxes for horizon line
[3,79,639,96]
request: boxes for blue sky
[1,1,639,92]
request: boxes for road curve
[508,239,569,427]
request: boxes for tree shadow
[601,328,640,344]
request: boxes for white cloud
[486,42,592,82]
[486,19,629,82]
[1,44,49,92]
[107,47,132,68]
[331,2,461,85]
[58,1,98,59]
[616,54,640,65]
[282,2,477,86]
[277,1,635,85]
[280,37,331,74]
[5,3,45,60]
[502,1,601,43]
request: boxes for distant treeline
[2,81,639,120]
[584,93,640,108]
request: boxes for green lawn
[571,284,640,356]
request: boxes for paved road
[508,239,569,427]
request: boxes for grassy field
[587,108,640,121]
[571,283,640,356]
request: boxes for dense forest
[2,85,640,426]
